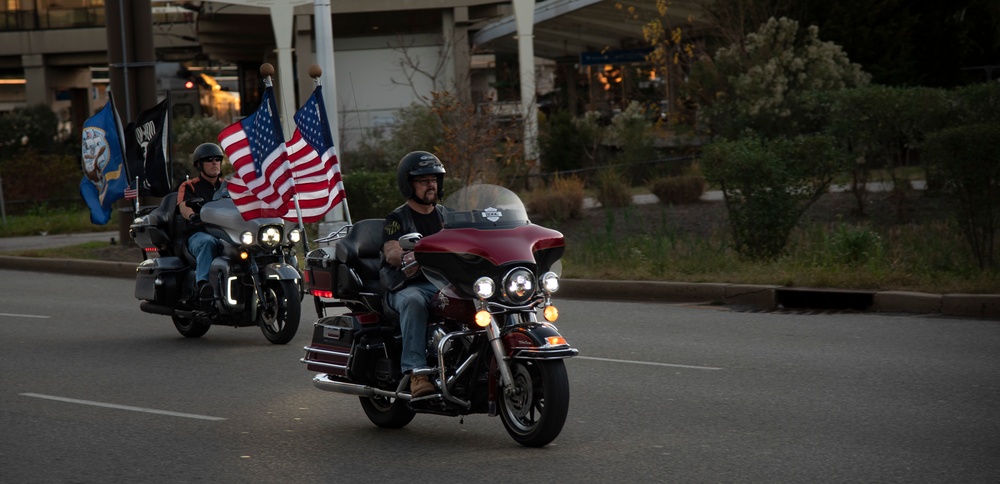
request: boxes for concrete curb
[1,256,997,319]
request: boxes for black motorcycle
[301,183,577,447]
[129,184,302,344]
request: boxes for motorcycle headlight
[540,271,559,294]
[260,226,282,248]
[502,267,534,304]
[287,229,302,244]
[474,277,495,299]
[240,230,254,245]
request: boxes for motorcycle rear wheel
[258,280,301,345]
[172,314,211,338]
[498,359,570,447]
[359,395,415,428]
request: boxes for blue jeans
[187,231,221,284]
[388,281,437,374]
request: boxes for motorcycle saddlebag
[135,257,185,302]
[304,246,339,298]
[303,312,379,377]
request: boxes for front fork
[488,314,519,390]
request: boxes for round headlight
[240,231,254,245]
[540,271,559,294]
[502,268,534,304]
[474,277,495,299]
[260,226,282,247]
[288,229,302,244]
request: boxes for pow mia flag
[125,97,171,197]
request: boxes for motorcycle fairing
[417,225,565,299]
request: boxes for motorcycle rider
[178,142,226,305]
[380,151,448,398]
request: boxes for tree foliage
[703,134,844,260]
[689,17,871,139]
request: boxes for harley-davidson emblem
[481,207,502,222]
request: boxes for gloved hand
[188,213,201,224]
[401,251,419,278]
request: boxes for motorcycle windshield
[442,184,529,229]
[419,184,564,298]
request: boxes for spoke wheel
[258,280,301,345]
[499,360,570,447]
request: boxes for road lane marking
[574,356,723,371]
[20,393,227,421]
[1,313,50,319]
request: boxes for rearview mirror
[398,232,422,251]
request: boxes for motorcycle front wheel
[499,359,570,447]
[257,280,301,345]
[172,314,210,338]
[359,395,415,429]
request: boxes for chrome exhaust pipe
[311,374,412,401]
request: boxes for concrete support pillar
[22,54,49,107]
[450,7,472,104]
[295,13,315,113]
[511,0,538,163]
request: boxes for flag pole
[309,65,352,226]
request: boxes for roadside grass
[561,210,1000,295]
[0,207,106,237]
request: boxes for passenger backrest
[335,219,384,297]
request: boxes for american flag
[218,86,295,220]
[282,85,345,223]
[123,185,138,200]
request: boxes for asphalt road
[2,269,999,483]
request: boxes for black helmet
[396,151,446,199]
[192,143,224,169]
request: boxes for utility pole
[105,0,157,245]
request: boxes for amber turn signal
[475,310,492,327]
[545,336,567,346]
[543,305,558,322]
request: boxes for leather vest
[379,203,447,292]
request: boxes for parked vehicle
[301,183,577,447]
[129,186,302,344]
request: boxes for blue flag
[79,94,128,225]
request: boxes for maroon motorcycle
[301,183,577,447]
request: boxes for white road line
[0,313,51,319]
[574,356,723,371]
[20,393,227,421]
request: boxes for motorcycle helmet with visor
[192,143,225,170]
[396,151,446,200]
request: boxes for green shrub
[595,170,632,208]
[702,134,843,260]
[829,223,883,265]
[924,123,1000,270]
[340,170,400,221]
[527,175,584,223]
[649,175,705,205]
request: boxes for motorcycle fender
[263,262,301,281]
[502,323,578,360]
